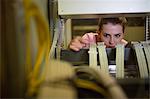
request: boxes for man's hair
[98,17,127,33]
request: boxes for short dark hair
[98,17,127,33]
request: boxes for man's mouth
[108,45,115,48]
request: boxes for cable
[132,42,148,78]
[74,66,127,99]
[74,78,108,97]
[97,42,109,74]
[116,44,125,78]
[23,0,51,96]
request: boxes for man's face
[100,23,124,48]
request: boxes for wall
[125,26,145,41]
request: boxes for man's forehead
[102,24,123,33]
[102,23,123,29]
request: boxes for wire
[23,0,51,96]
[74,66,127,99]
[74,78,108,97]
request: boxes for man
[69,17,128,51]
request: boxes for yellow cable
[24,0,32,79]
[23,0,51,96]
[75,78,108,97]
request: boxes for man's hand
[69,36,88,51]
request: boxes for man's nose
[109,37,115,44]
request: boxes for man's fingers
[69,45,80,51]
[81,38,89,44]
[74,36,89,44]
[69,36,88,51]
[71,42,84,49]
[73,36,82,43]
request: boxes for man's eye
[103,33,110,38]
[115,34,121,38]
